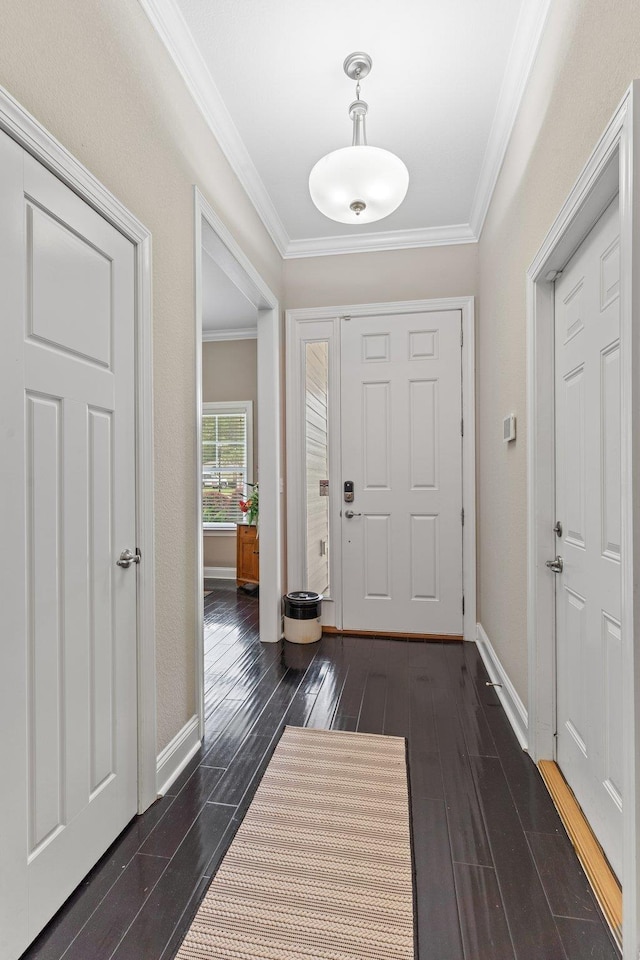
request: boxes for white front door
[340,311,463,636]
[554,196,622,877]
[0,131,138,958]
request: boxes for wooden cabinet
[236,523,259,587]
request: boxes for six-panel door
[340,311,463,636]
[554,196,622,878]
[0,131,138,958]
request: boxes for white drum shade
[309,145,409,224]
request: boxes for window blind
[202,410,248,525]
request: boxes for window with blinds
[202,401,253,527]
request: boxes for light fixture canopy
[309,53,409,225]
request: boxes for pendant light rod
[344,52,372,148]
[350,100,368,146]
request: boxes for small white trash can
[283,591,323,644]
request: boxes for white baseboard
[204,565,236,580]
[156,714,201,796]
[475,623,529,750]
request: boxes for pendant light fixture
[309,52,409,225]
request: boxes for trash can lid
[285,591,323,603]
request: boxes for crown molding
[202,327,258,342]
[139,0,289,256]
[283,223,477,259]
[469,0,553,239]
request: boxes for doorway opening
[194,189,282,742]
[285,298,476,640]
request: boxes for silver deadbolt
[545,556,563,574]
[344,510,362,519]
[117,548,140,569]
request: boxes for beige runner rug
[176,725,415,960]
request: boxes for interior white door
[340,311,463,635]
[554,196,622,878]
[0,131,138,959]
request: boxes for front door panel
[340,311,463,635]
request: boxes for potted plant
[239,482,258,528]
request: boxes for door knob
[117,548,140,568]
[344,510,362,519]
[545,556,563,574]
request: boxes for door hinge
[461,507,465,526]
[460,418,464,437]
[462,596,465,615]
[544,269,563,283]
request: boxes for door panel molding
[286,297,476,641]
[0,83,157,817]
[527,81,640,957]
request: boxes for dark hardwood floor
[21,580,619,960]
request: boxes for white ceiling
[202,249,257,337]
[142,0,551,257]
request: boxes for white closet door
[0,130,138,958]
[340,311,463,636]
[554,196,622,877]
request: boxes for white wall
[0,0,282,752]
[477,0,640,705]
[283,243,478,309]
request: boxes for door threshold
[538,760,622,947]
[322,627,463,642]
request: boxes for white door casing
[340,310,463,636]
[554,196,622,878]
[0,131,138,957]
[286,299,475,640]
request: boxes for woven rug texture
[175,725,415,960]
